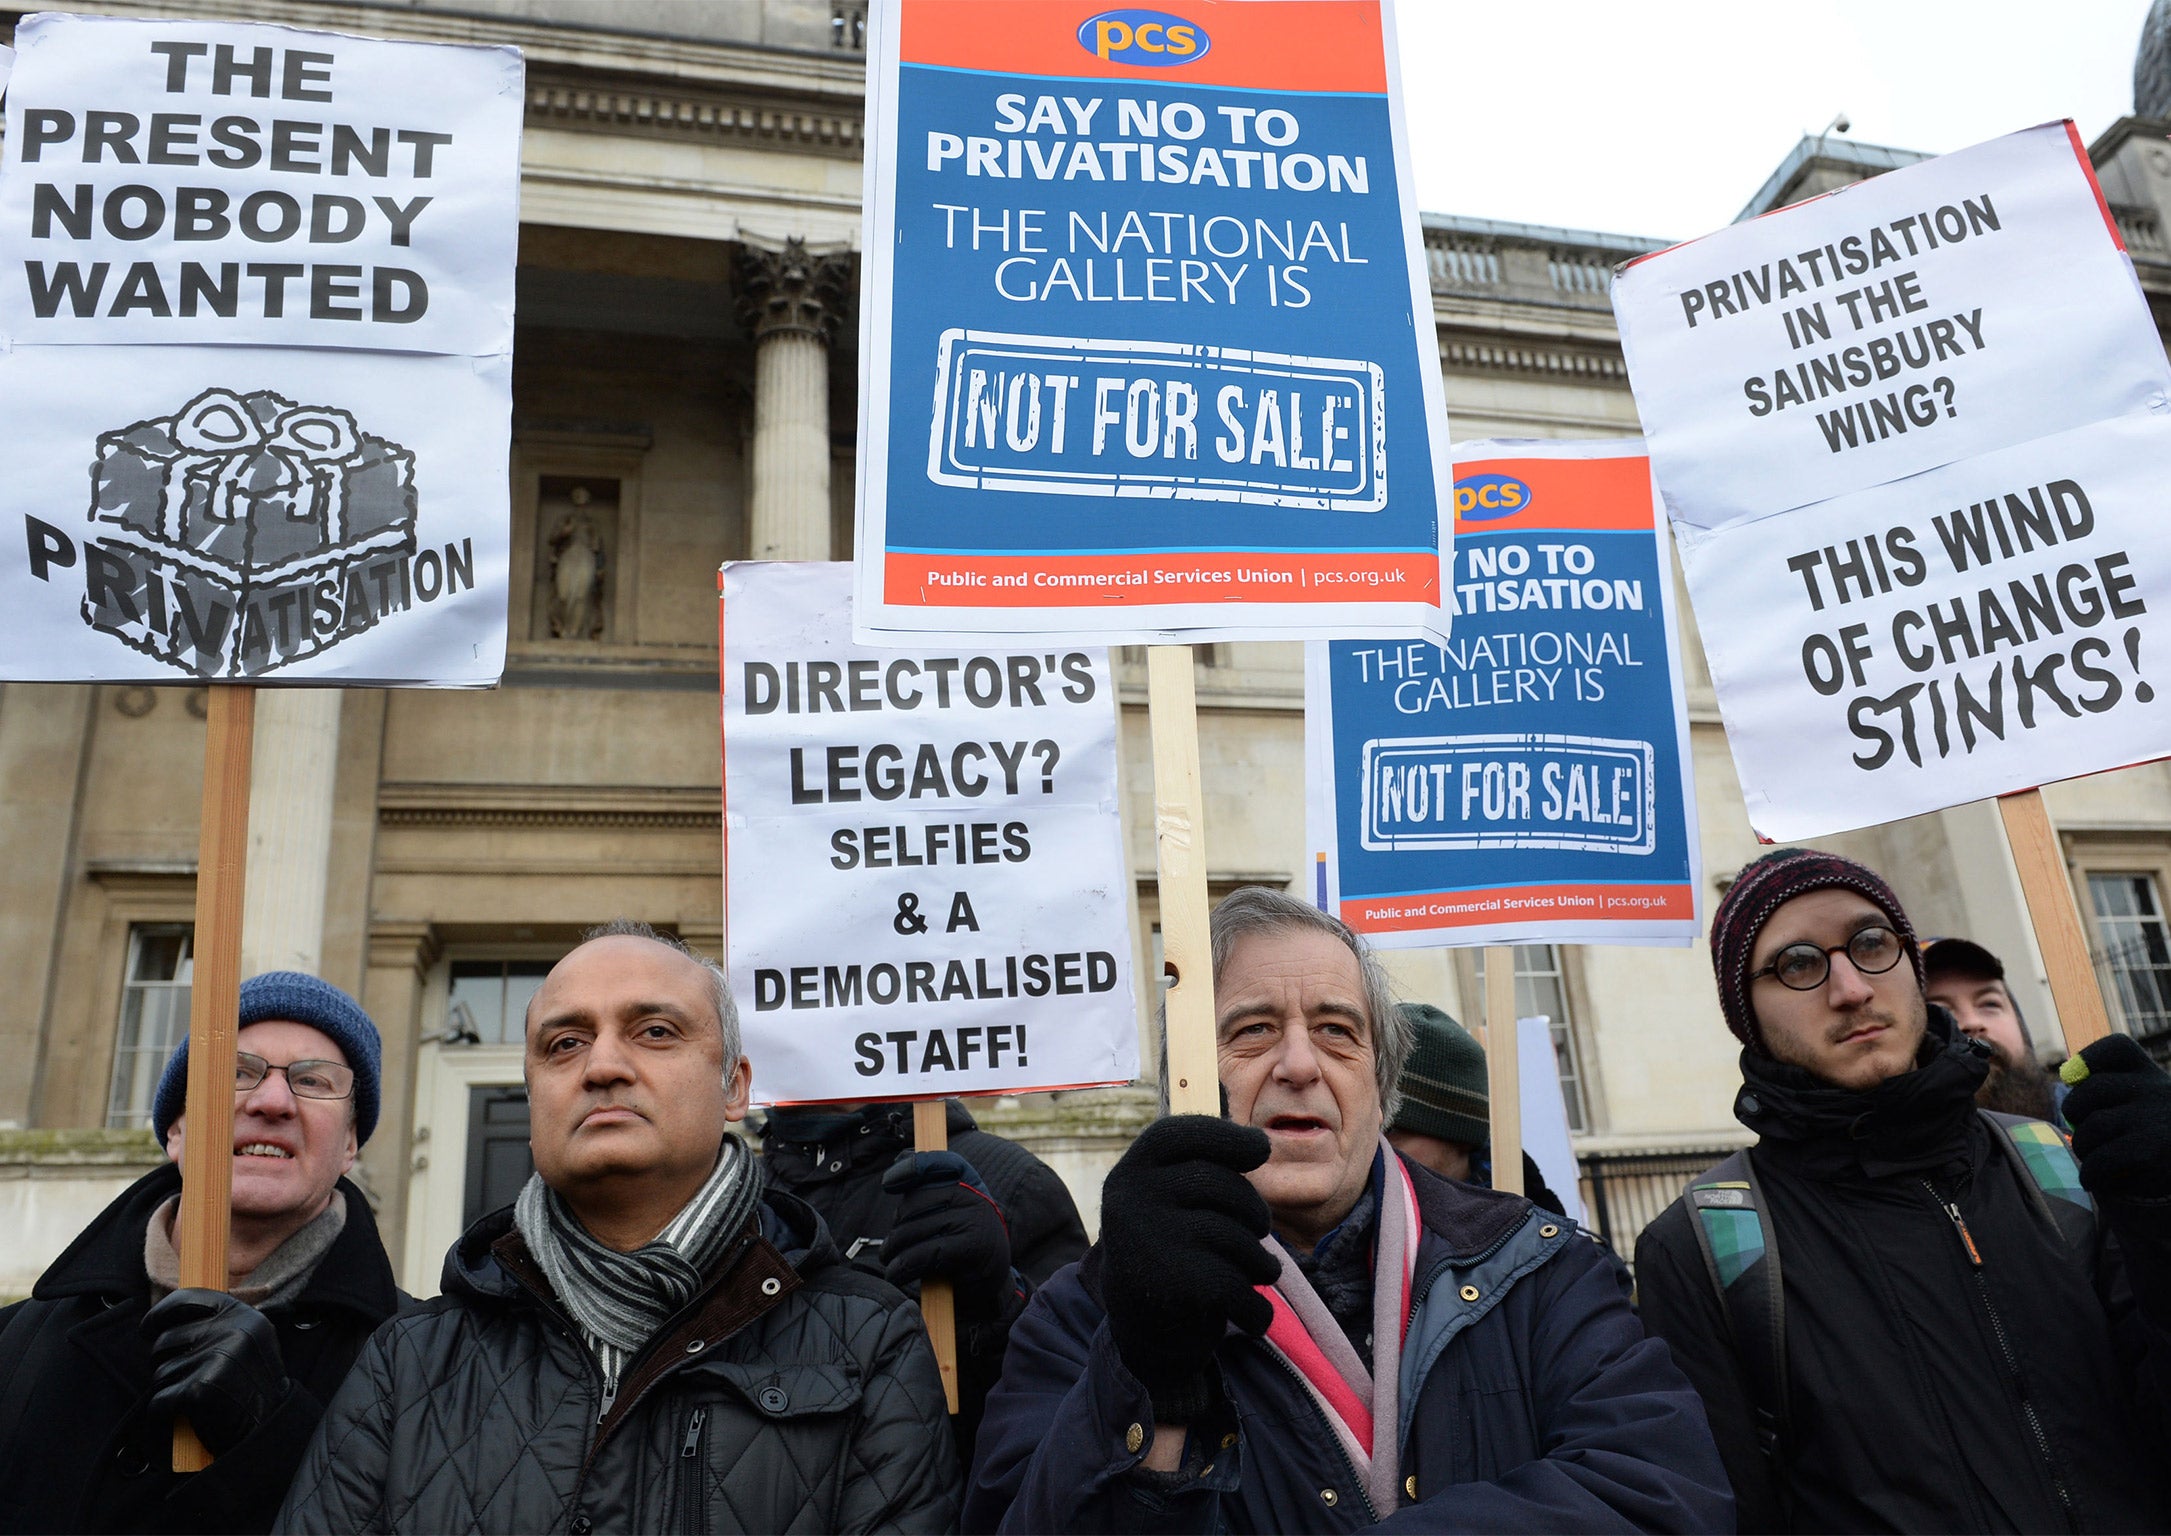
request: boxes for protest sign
[852,0,1453,644]
[1306,441,1700,948]
[1517,1016,1587,1229]
[1,43,14,100]
[0,13,521,684]
[722,561,1139,1104]
[1612,123,2171,843]
[1613,122,2171,532]
[1683,412,2171,840]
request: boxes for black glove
[143,1289,289,1457]
[882,1150,1014,1307]
[2068,1034,2171,1204]
[1097,1115,1280,1423]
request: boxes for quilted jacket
[969,1154,1732,1533]
[276,1186,959,1535]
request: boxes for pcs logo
[1079,9,1208,65]
[1454,473,1532,522]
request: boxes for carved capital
[735,237,855,345]
[366,921,442,979]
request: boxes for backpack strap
[1981,1109,2096,1252]
[1686,1150,1790,1467]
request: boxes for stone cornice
[6,2,866,104]
[1438,336,1632,384]
[379,783,721,830]
[528,64,862,158]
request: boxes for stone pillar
[239,690,343,977]
[736,238,854,561]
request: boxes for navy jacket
[968,1154,1731,1533]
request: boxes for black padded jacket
[0,1163,403,1535]
[276,1186,959,1535]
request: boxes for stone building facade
[7,0,2171,1293]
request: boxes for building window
[446,960,554,1047]
[107,924,193,1130]
[2087,871,2171,1062]
[1472,944,1590,1132]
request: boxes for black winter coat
[1637,1015,2171,1533]
[277,1185,959,1535]
[969,1153,1733,1533]
[0,1163,404,1535]
[761,1099,1089,1457]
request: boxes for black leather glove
[2068,1033,2171,1204]
[882,1149,1013,1307]
[143,1289,289,1457]
[1097,1115,1280,1423]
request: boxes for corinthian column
[736,238,855,561]
[239,689,342,978]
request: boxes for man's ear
[163,1118,183,1163]
[724,1056,753,1122]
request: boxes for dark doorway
[464,1085,534,1228]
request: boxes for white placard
[723,561,1139,1105]
[1614,123,2171,533]
[1518,1015,1587,1230]
[0,345,510,683]
[0,14,521,355]
[1683,411,2171,841]
[0,14,519,685]
[1,43,15,102]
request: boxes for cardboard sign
[1306,441,1699,947]
[853,0,1453,643]
[1614,123,2171,533]
[1615,123,2171,839]
[0,15,520,684]
[1686,411,2171,840]
[1517,1016,1587,1230]
[722,561,1139,1104]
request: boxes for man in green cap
[1387,1002,1568,1217]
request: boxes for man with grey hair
[969,887,1730,1531]
[281,922,959,1534]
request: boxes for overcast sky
[1395,1,2155,242]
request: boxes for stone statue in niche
[547,486,606,641]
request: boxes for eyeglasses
[234,1052,354,1100]
[1750,925,1906,991]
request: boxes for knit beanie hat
[1389,1002,1491,1146]
[152,972,383,1146]
[1711,848,1922,1053]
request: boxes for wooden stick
[1997,788,2112,1053]
[912,1099,960,1415]
[1147,647,1218,1117]
[173,684,256,1471]
[1483,946,1524,1196]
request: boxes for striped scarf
[514,1135,759,1410]
[1258,1142,1420,1518]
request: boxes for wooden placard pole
[1148,647,1219,1118]
[172,684,257,1471]
[1997,788,2112,1054]
[1482,946,1524,1196]
[911,1099,961,1415]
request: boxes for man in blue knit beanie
[0,972,404,1534]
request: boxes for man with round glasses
[1634,848,2171,1532]
[0,972,403,1534]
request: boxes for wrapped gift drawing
[82,388,419,677]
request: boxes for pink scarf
[1257,1141,1420,1518]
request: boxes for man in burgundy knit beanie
[1708,846,1923,1054]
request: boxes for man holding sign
[0,974,401,1535]
[281,924,959,1535]
[970,888,1730,1531]
[1637,851,2171,1532]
